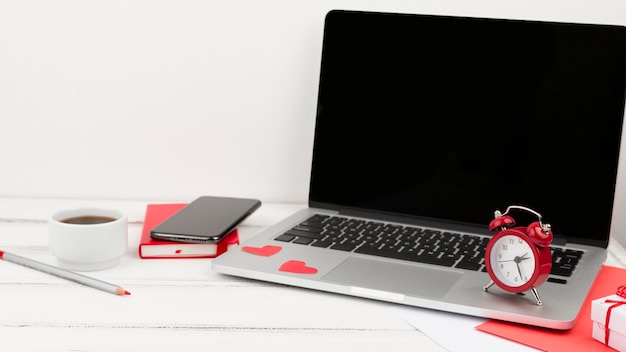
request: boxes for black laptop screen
[309,10,626,246]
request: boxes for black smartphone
[150,196,262,243]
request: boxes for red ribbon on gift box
[604,285,626,346]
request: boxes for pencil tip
[115,287,131,296]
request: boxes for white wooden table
[0,197,447,351]
[2,197,625,351]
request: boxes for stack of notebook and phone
[213,9,626,329]
[138,196,261,259]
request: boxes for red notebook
[138,203,239,259]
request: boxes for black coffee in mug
[61,215,117,225]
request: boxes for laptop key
[551,265,574,277]
[311,240,333,248]
[355,246,402,259]
[547,277,568,284]
[292,225,324,233]
[307,214,330,223]
[275,234,295,242]
[550,247,583,277]
[455,260,482,271]
[284,229,324,240]
[330,243,357,251]
[293,237,315,245]
[355,246,456,267]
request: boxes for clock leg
[483,280,495,291]
[530,287,543,306]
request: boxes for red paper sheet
[476,265,626,351]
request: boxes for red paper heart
[279,260,318,274]
[242,245,282,257]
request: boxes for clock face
[487,233,538,290]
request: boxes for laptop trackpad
[322,257,461,298]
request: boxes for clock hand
[496,256,528,281]
[515,261,524,280]
[512,254,531,282]
[500,254,526,264]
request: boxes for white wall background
[2,0,626,241]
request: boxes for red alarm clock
[483,205,553,305]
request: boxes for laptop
[213,9,626,329]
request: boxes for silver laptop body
[213,9,626,330]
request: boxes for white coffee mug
[49,208,128,271]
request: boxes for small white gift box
[591,293,626,351]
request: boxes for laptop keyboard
[274,214,583,284]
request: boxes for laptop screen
[309,10,626,246]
